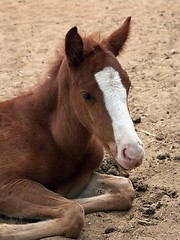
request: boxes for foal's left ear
[65,26,83,66]
[102,17,131,56]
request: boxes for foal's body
[0,17,144,239]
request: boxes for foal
[0,17,144,239]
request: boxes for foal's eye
[81,91,93,101]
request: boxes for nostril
[123,148,132,161]
[122,148,126,159]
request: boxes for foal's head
[64,17,144,170]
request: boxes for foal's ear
[65,26,83,66]
[102,17,131,56]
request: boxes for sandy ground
[0,0,180,239]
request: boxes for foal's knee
[121,178,135,209]
[64,202,85,238]
[127,178,135,200]
[113,177,135,210]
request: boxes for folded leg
[0,179,84,240]
[75,172,135,214]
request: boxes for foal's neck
[49,60,92,159]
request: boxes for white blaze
[94,66,143,164]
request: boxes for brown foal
[0,17,144,239]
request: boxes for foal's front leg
[75,172,135,214]
[0,179,84,240]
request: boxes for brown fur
[0,17,136,239]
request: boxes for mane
[82,34,101,54]
[25,48,65,117]
[83,36,99,55]
[41,32,102,84]
[17,33,103,109]
[43,48,65,82]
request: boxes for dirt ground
[0,0,180,239]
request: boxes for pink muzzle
[121,141,144,169]
[108,140,144,170]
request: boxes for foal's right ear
[65,26,83,67]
